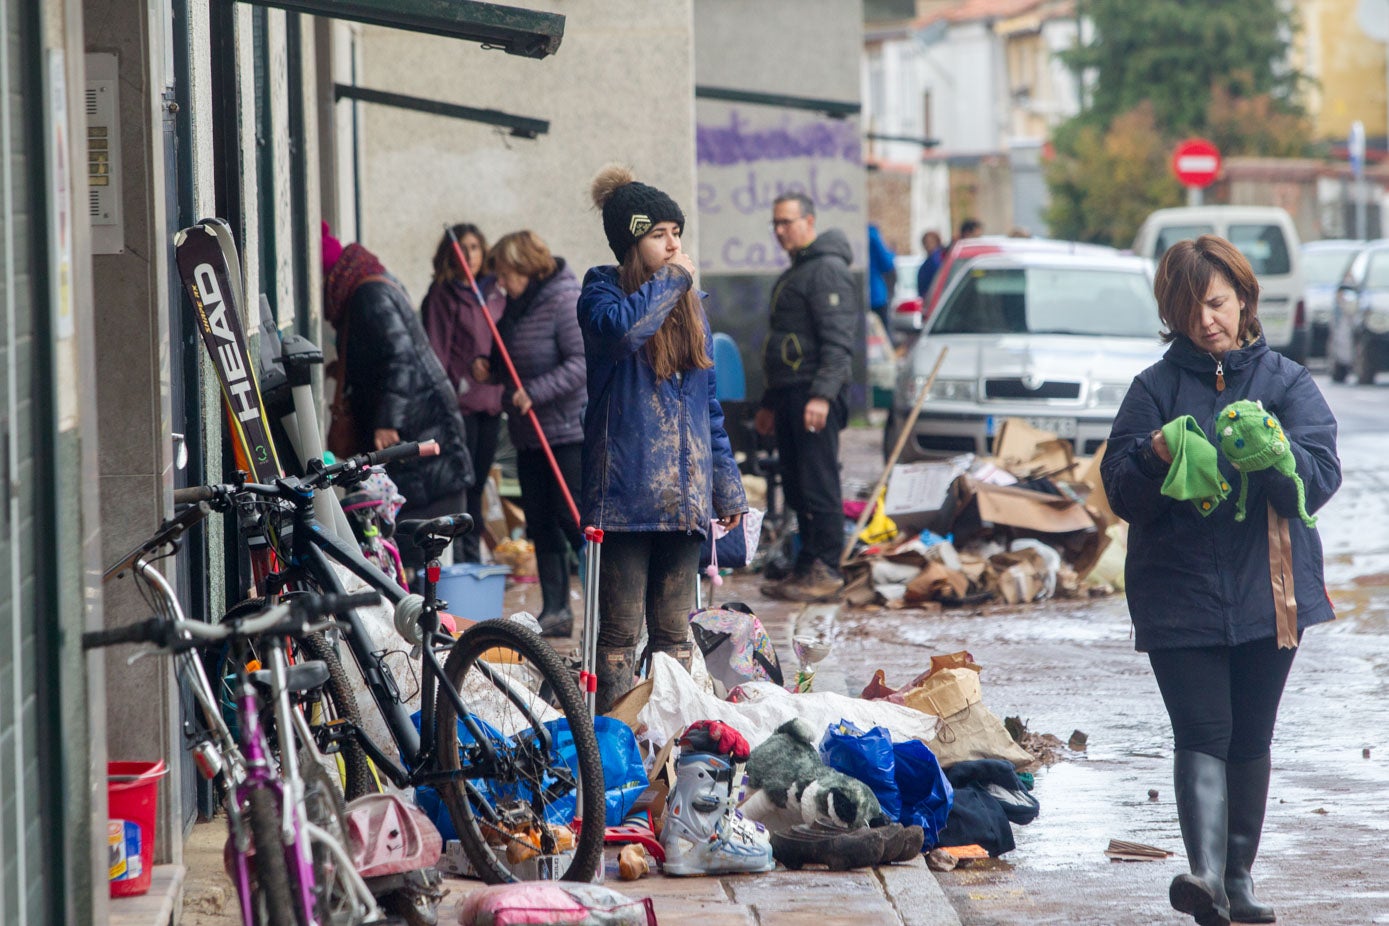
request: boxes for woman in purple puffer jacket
[420,223,505,564]
[485,230,587,638]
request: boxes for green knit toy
[1159,416,1230,516]
[1216,399,1316,528]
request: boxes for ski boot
[661,752,776,876]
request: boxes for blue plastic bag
[819,720,902,820]
[414,712,645,842]
[891,739,954,848]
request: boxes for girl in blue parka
[579,166,748,712]
[1102,235,1340,926]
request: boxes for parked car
[1327,239,1389,384]
[887,253,927,344]
[1302,240,1365,360]
[1132,206,1306,363]
[887,251,1165,462]
[889,236,1118,344]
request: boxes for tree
[1062,0,1303,137]
[1045,104,1183,247]
[1044,0,1314,242]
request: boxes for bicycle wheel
[434,620,604,884]
[214,597,374,801]
[300,749,366,926]
[245,785,299,926]
[298,633,375,800]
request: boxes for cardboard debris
[987,547,1051,604]
[904,561,969,603]
[902,667,982,719]
[1104,839,1172,862]
[994,417,1078,479]
[605,678,654,734]
[883,456,973,532]
[954,476,1097,536]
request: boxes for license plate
[987,415,1078,439]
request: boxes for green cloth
[1216,399,1316,528]
[1160,416,1230,517]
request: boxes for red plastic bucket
[107,760,168,897]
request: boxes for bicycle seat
[249,659,331,695]
[399,513,473,545]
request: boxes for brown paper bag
[929,701,1035,770]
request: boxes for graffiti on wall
[696,104,864,274]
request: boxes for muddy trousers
[1150,638,1296,925]
[593,531,700,713]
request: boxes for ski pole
[444,225,582,530]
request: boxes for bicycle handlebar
[173,485,217,504]
[82,590,381,651]
[103,502,213,582]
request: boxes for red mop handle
[445,227,582,530]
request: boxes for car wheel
[1354,337,1377,385]
[1331,361,1350,384]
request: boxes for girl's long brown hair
[619,249,712,381]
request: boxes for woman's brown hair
[431,223,487,282]
[489,230,558,280]
[618,248,712,381]
[1154,235,1262,345]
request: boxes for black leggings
[596,531,700,652]
[516,443,583,557]
[1148,636,1299,762]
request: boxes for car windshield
[1304,248,1358,285]
[1153,224,1213,258]
[930,267,1158,338]
[1228,224,1292,275]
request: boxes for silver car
[887,251,1165,461]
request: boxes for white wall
[352,1,697,302]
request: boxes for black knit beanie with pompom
[590,165,685,261]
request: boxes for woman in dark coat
[421,223,505,563]
[578,166,747,712]
[485,230,586,637]
[1102,235,1340,926]
[323,226,472,567]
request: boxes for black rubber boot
[594,646,636,715]
[1225,755,1276,923]
[1170,750,1232,926]
[769,825,886,871]
[535,553,573,638]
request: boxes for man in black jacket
[755,193,859,601]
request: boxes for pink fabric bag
[458,882,656,926]
[346,793,443,878]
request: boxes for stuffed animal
[1216,399,1316,528]
[740,719,884,832]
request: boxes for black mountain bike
[177,442,606,883]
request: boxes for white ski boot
[661,752,776,876]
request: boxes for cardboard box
[902,667,982,719]
[952,475,1098,537]
[883,456,973,533]
[604,678,654,734]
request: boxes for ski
[174,218,283,485]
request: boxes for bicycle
[177,442,606,884]
[89,507,386,925]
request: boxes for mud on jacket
[577,264,747,534]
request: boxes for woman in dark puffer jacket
[484,230,586,637]
[323,226,472,568]
[421,223,505,564]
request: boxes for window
[931,267,1157,338]
[1153,224,1213,259]
[1228,224,1291,276]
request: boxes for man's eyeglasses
[771,217,802,229]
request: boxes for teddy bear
[740,718,885,832]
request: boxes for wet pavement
[181,377,1389,924]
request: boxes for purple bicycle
[88,505,387,925]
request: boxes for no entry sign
[1172,138,1222,188]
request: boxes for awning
[244,0,564,57]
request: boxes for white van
[1132,206,1306,363]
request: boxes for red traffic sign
[1172,138,1222,188]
